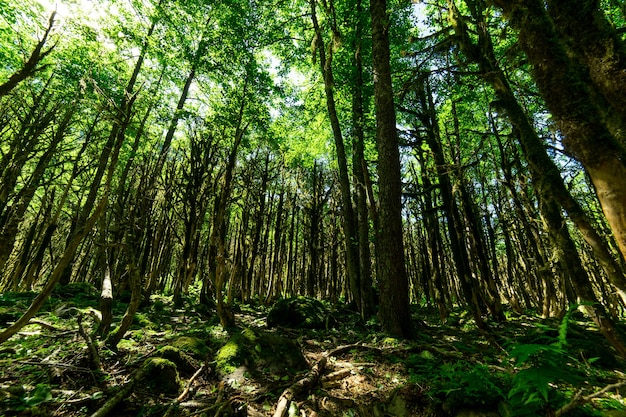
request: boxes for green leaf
[24,384,52,407]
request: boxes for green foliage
[1,383,52,413]
[406,352,508,409]
[506,305,586,416]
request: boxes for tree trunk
[352,0,375,317]
[545,0,626,145]
[493,0,626,265]
[0,13,56,97]
[451,0,626,304]
[370,0,414,338]
[310,0,361,314]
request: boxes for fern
[507,304,586,416]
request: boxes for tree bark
[493,0,626,266]
[0,13,56,97]
[352,0,375,318]
[370,0,414,338]
[452,0,626,304]
[310,0,361,314]
[545,0,626,146]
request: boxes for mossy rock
[266,297,330,329]
[142,358,181,394]
[215,327,307,379]
[156,346,197,375]
[171,336,211,359]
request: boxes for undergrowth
[0,290,625,416]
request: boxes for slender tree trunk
[0,13,56,97]
[352,0,375,317]
[0,197,106,345]
[310,0,361,313]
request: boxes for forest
[2,0,626,415]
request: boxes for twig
[16,360,93,373]
[177,363,207,402]
[555,380,626,416]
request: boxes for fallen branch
[556,380,626,416]
[163,363,209,417]
[327,343,382,358]
[28,319,60,331]
[89,366,147,417]
[273,356,327,417]
[321,368,352,383]
[177,363,207,402]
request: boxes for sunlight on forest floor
[1,286,626,416]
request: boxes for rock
[171,336,211,359]
[215,327,307,381]
[142,358,181,394]
[155,345,197,375]
[266,297,330,329]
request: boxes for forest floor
[1,285,626,417]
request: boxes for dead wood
[77,312,102,371]
[273,355,327,417]
[555,380,626,416]
[89,366,147,417]
[28,319,60,331]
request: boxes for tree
[492,0,626,265]
[370,0,414,338]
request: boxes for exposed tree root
[273,343,380,417]
[273,355,327,417]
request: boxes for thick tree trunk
[450,0,626,304]
[370,0,414,338]
[545,0,626,145]
[493,0,626,266]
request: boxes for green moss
[142,357,181,394]
[116,338,138,350]
[241,327,257,342]
[133,312,158,330]
[216,339,240,375]
[215,328,307,378]
[171,336,210,358]
[156,346,196,375]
